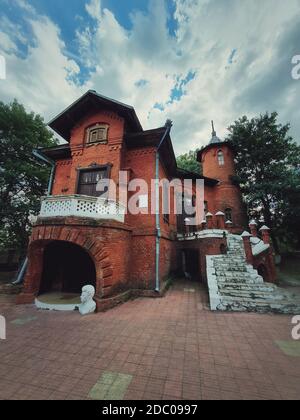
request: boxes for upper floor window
[225,208,232,222]
[86,124,109,145]
[77,166,110,197]
[217,150,225,166]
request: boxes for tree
[0,100,57,253]
[226,112,300,251]
[277,169,300,249]
[176,149,201,174]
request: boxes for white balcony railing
[39,195,126,223]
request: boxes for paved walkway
[0,280,299,400]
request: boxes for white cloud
[0,8,86,130]
[0,0,300,154]
[85,0,102,21]
[0,30,17,52]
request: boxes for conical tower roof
[209,120,222,144]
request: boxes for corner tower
[197,122,246,232]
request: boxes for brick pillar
[260,225,270,244]
[184,218,190,235]
[241,231,253,265]
[215,211,225,229]
[201,220,207,230]
[249,219,258,237]
[259,225,277,283]
[225,220,233,232]
[16,243,45,304]
[206,212,213,229]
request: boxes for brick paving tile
[0,280,300,400]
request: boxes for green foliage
[0,100,57,253]
[226,112,300,250]
[176,149,201,174]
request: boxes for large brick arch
[19,225,113,303]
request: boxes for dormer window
[217,150,224,166]
[86,124,109,145]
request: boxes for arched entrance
[39,241,96,295]
[182,249,201,282]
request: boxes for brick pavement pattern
[0,281,299,400]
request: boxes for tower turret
[197,121,236,182]
[197,122,246,232]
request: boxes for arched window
[225,208,232,222]
[217,150,225,166]
[86,124,109,144]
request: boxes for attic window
[86,124,108,144]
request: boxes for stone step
[216,272,262,280]
[214,258,245,263]
[215,266,248,271]
[216,296,300,314]
[218,279,264,285]
[215,267,248,272]
[219,282,277,292]
[218,289,283,300]
[214,261,247,269]
[229,250,244,253]
[227,245,242,248]
[218,292,300,304]
[214,260,247,266]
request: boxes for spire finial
[211,120,216,136]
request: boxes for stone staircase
[207,234,300,314]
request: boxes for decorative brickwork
[17,91,278,311]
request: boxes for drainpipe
[12,150,55,285]
[155,120,173,292]
[32,149,56,195]
[12,257,28,285]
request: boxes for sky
[0,0,300,155]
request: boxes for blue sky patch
[135,79,149,88]
[153,102,165,111]
[103,0,149,30]
[228,49,237,64]
[169,70,196,103]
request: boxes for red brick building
[17,91,276,310]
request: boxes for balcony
[39,195,126,223]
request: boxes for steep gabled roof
[125,127,177,175]
[48,90,143,141]
[125,127,168,148]
[125,128,219,185]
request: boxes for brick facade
[17,91,276,309]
